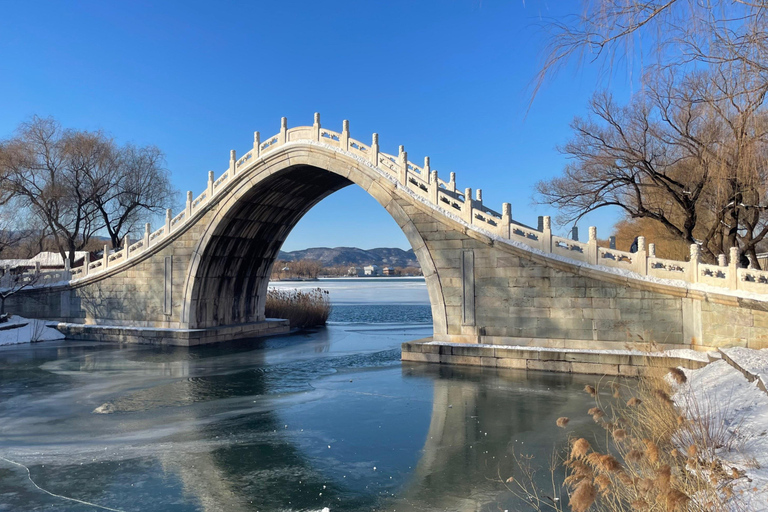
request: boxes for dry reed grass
[505,363,748,511]
[264,288,331,328]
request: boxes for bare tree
[88,143,175,248]
[536,1,768,99]
[537,68,768,265]
[0,117,104,267]
[536,2,768,266]
[0,116,176,266]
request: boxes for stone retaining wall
[402,340,712,376]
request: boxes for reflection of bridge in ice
[155,364,597,511]
[9,114,768,350]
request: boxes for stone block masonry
[402,340,713,376]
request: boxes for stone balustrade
[8,114,768,297]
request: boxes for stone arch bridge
[9,115,768,350]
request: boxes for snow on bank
[720,346,768,391]
[0,316,65,346]
[676,359,768,510]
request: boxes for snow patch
[0,316,65,346]
[675,360,768,509]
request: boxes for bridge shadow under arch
[181,150,446,333]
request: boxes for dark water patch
[329,304,432,324]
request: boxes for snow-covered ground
[676,353,768,510]
[0,316,65,346]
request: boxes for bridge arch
[181,143,448,333]
[10,115,768,350]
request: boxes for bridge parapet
[8,114,768,299]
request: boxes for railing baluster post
[341,119,349,150]
[207,171,214,199]
[165,208,172,235]
[728,246,739,290]
[313,113,321,142]
[588,226,598,265]
[229,150,236,176]
[429,169,438,205]
[464,187,473,224]
[371,133,379,165]
[649,243,656,258]
[279,117,287,145]
[398,145,408,185]
[84,253,90,276]
[449,172,456,193]
[254,131,261,158]
[688,244,700,283]
[186,191,193,217]
[144,223,151,249]
[635,236,647,275]
[501,203,511,238]
[542,216,552,253]
[103,244,109,270]
[124,234,130,259]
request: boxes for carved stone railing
[0,113,746,297]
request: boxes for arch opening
[182,156,446,334]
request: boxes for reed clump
[558,368,745,511]
[264,288,331,328]
[504,366,747,511]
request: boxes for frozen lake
[0,278,601,511]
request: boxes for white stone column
[463,187,473,224]
[687,244,700,283]
[83,253,90,276]
[229,149,236,176]
[186,191,193,217]
[144,223,151,249]
[728,246,739,290]
[123,234,130,259]
[279,117,287,145]
[718,254,727,267]
[102,244,109,270]
[648,243,656,258]
[635,236,647,275]
[541,216,552,253]
[500,203,511,238]
[429,169,438,205]
[207,171,214,198]
[398,145,408,185]
[370,133,379,165]
[587,226,598,265]
[313,113,321,141]
[165,208,172,234]
[253,131,261,158]
[341,119,349,150]
[449,172,456,193]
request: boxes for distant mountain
[277,247,419,268]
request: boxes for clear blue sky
[0,1,634,251]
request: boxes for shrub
[265,288,331,328]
